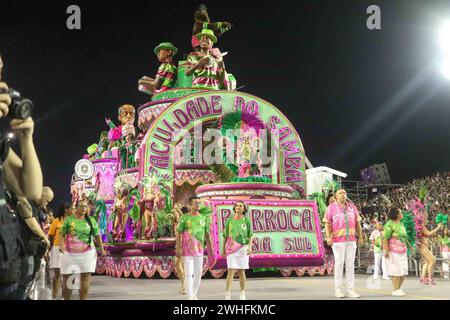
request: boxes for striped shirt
[156,63,177,89]
[187,53,223,90]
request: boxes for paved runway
[66,274,450,300]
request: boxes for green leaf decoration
[401,211,416,255]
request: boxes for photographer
[0,54,44,299]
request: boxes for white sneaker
[392,290,406,297]
[334,288,345,298]
[382,276,391,280]
[225,292,231,300]
[346,289,360,298]
[373,276,378,280]
[239,291,246,300]
[194,296,199,300]
[188,296,196,300]
[397,289,406,296]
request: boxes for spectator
[440,227,450,279]
[369,222,389,280]
[0,56,44,299]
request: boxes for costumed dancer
[439,227,450,279]
[173,203,188,294]
[383,207,414,296]
[223,201,253,300]
[369,221,389,280]
[186,28,229,90]
[59,199,106,300]
[323,189,364,298]
[48,203,74,300]
[175,197,213,300]
[138,42,178,95]
[410,198,443,285]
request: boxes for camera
[0,88,33,120]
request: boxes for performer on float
[439,227,450,279]
[173,203,187,294]
[222,201,253,300]
[143,185,165,239]
[383,207,414,296]
[186,28,229,90]
[176,196,213,300]
[369,221,389,280]
[138,42,178,94]
[112,189,129,241]
[410,199,443,285]
[323,188,364,298]
[191,4,232,51]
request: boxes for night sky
[1,0,450,205]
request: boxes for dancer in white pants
[323,189,364,298]
[369,223,390,280]
[183,256,204,298]
[176,197,213,300]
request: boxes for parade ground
[70,274,450,300]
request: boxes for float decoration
[70,5,329,278]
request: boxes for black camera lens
[10,98,33,120]
[6,88,33,120]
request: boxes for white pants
[442,251,450,278]
[332,241,357,290]
[183,256,203,298]
[373,252,387,278]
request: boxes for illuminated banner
[208,199,324,269]
[140,91,306,199]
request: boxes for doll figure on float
[119,123,137,170]
[186,28,230,90]
[138,42,178,95]
[106,104,136,158]
[191,4,232,52]
[95,131,109,159]
[112,189,130,242]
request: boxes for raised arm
[3,118,43,200]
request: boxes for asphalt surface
[45,273,450,300]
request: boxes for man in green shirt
[176,196,212,300]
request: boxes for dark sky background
[1,0,450,206]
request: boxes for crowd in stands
[356,172,449,229]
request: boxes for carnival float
[70,5,339,279]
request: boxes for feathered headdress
[408,197,426,235]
